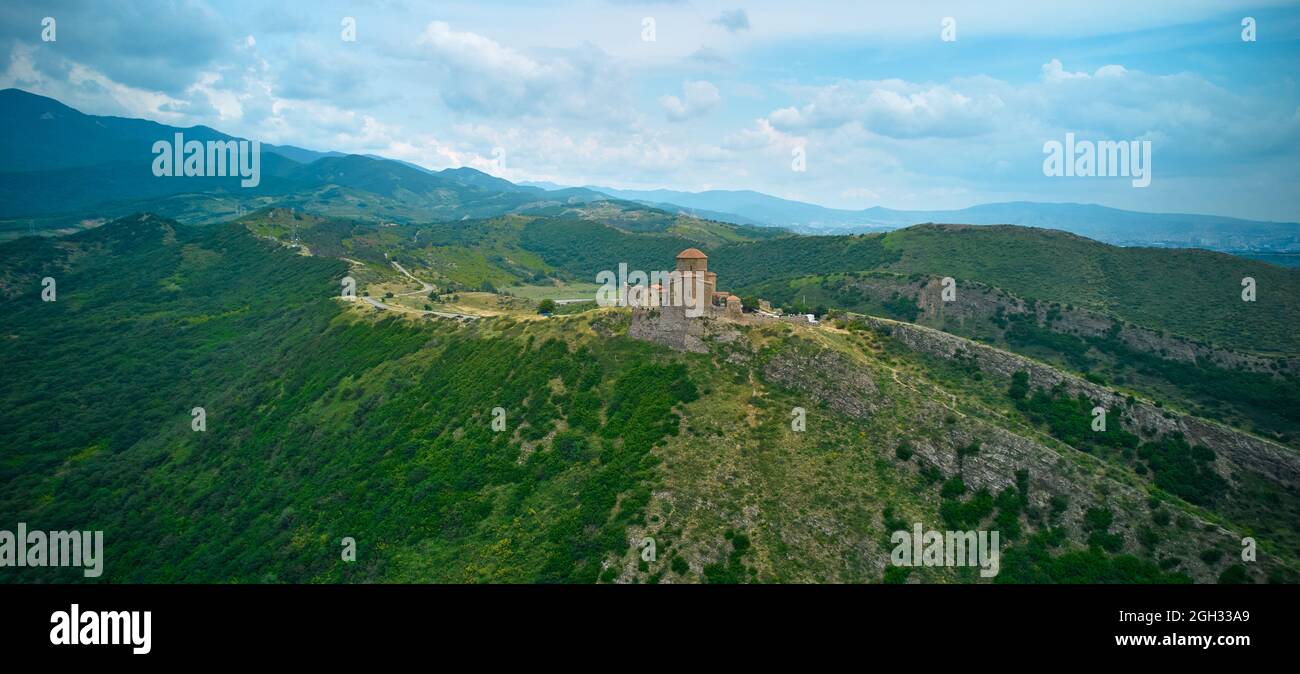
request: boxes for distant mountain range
[2,87,1296,252]
[527,183,1300,252]
[0,88,616,231]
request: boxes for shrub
[883,566,912,584]
[1083,507,1113,532]
[1089,531,1124,553]
[941,477,967,498]
[1217,565,1250,584]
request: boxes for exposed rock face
[624,304,1289,582]
[744,328,1260,583]
[762,346,883,419]
[844,273,1296,376]
[863,314,1300,489]
[913,276,1021,329]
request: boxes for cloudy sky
[2,0,1298,220]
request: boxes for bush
[1089,531,1124,553]
[883,566,912,584]
[941,489,994,529]
[1008,371,1030,400]
[1217,565,1250,584]
[1083,507,1113,532]
[1136,435,1227,506]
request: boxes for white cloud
[187,72,244,121]
[768,80,1005,139]
[713,9,750,33]
[1041,58,1128,83]
[415,21,629,120]
[659,80,721,121]
[0,43,191,124]
[722,117,805,154]
[1,1,1297,221]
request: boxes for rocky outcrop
[844,273,1296,376]
[761,346,883,418]
[744,326,1264,583]
[863,314,1300,489]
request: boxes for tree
[538,299,556,315]
[1008,371,1030,400]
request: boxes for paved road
[391,260,434,297]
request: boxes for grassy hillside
[514,219,1298,355]
[879,225,1300,354]
[2,215,1291,583]
[0,216,699,582]
[238,211,1300,449]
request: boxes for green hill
[878,225,1300,354]
[2,215,1294,583]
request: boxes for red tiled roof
[676,248,708,259]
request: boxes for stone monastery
[629,248,743,318]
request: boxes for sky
[1,0,1298,221]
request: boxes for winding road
[348,260,478,321]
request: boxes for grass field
[502,281,601,301]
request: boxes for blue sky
[2,0,1298,220]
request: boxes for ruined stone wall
[628,306,741,353]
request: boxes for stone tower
[674,248,715,314]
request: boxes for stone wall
[628,305,741,353]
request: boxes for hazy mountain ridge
[0,89,612,229]
[3,88,1296,253]
[571,184,1300,252]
